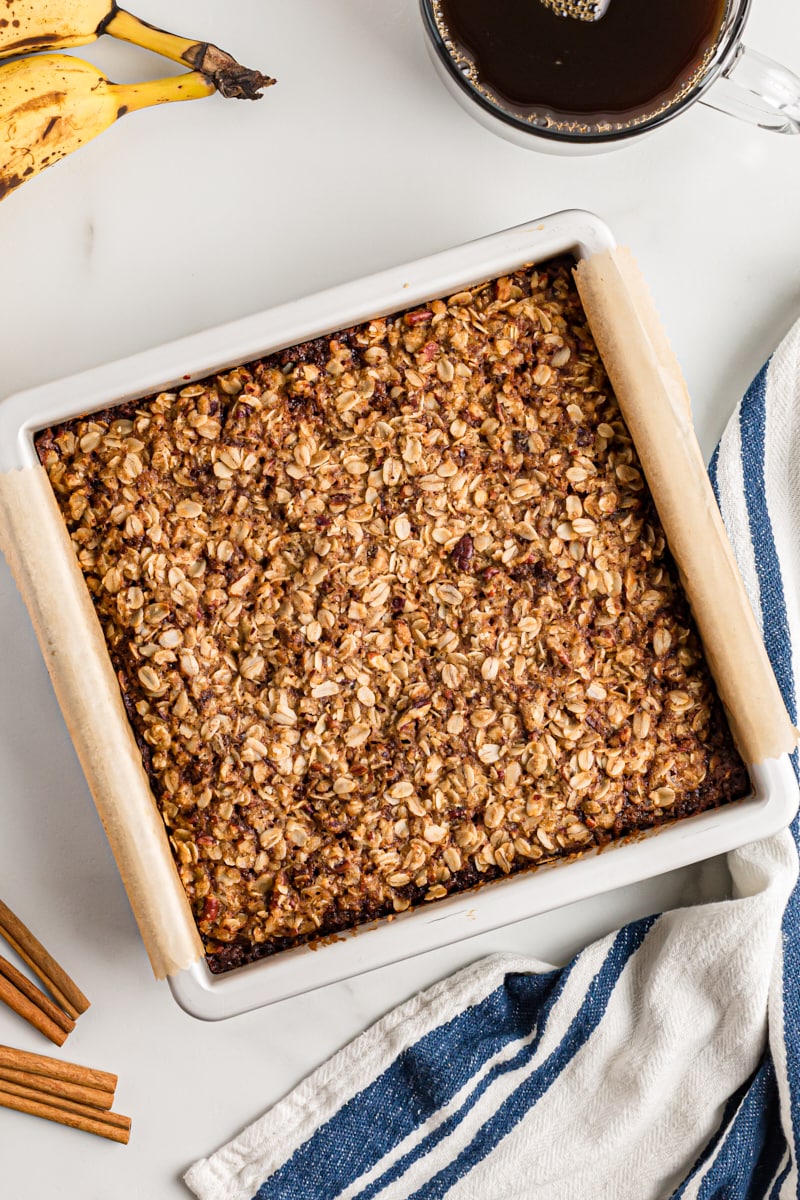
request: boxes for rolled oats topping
[36,259,748,972]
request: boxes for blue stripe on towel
[350,971,575,1200]
[768,1152,792,1200]
[779,811,800,1186]
[738,362,797,724]
[669,1075,757,1199]
[406,917,656,1200]
[254,956,577,1200]
[693,1059,785,1200]
[707,441,721,501]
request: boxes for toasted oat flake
[176,499,203,519]
[393,515,411,541]
[312,681,340,699]
[424,824,447,843]
[388,781,415,800]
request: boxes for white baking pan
[1,210,796,1020]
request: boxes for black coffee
[433,0,729,131]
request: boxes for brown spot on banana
[0,174,22,201]
[11,91,67,116]
[0,32,70,54]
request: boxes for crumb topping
[36,260,748,970]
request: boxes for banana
[0,53,216,201]
[0,2,274,100]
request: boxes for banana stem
[110,69,215,114]
[105,9,275,100]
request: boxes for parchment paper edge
[575,248,797,765]
[0,465,203,979]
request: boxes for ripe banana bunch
[1,54,217,201]
[0,1,274,201]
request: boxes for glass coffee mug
[420,0,800,152]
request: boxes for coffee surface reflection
[434,0,728,132]
[539,0,611,21]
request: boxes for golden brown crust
[36,260,748,972]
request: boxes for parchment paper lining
[0,467,203,978]
[0,247,794,981]
[575,248,797,765]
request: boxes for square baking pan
[0,209,796,1020]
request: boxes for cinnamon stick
[0,1087,130,1144]
[0,1078,126,1127]
[0,973,68,1046]
[0,900,89,1019]
[0,1066,113,1111]
[0,1046,117,1096]
[0,954,75,1036]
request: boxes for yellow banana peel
[0,53,217,201]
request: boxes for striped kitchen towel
[185,320,800,1200]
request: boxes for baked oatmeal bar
[36,259,749,972]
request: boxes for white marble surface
[0,1,798,1195]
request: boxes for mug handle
[701,44,800,133]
